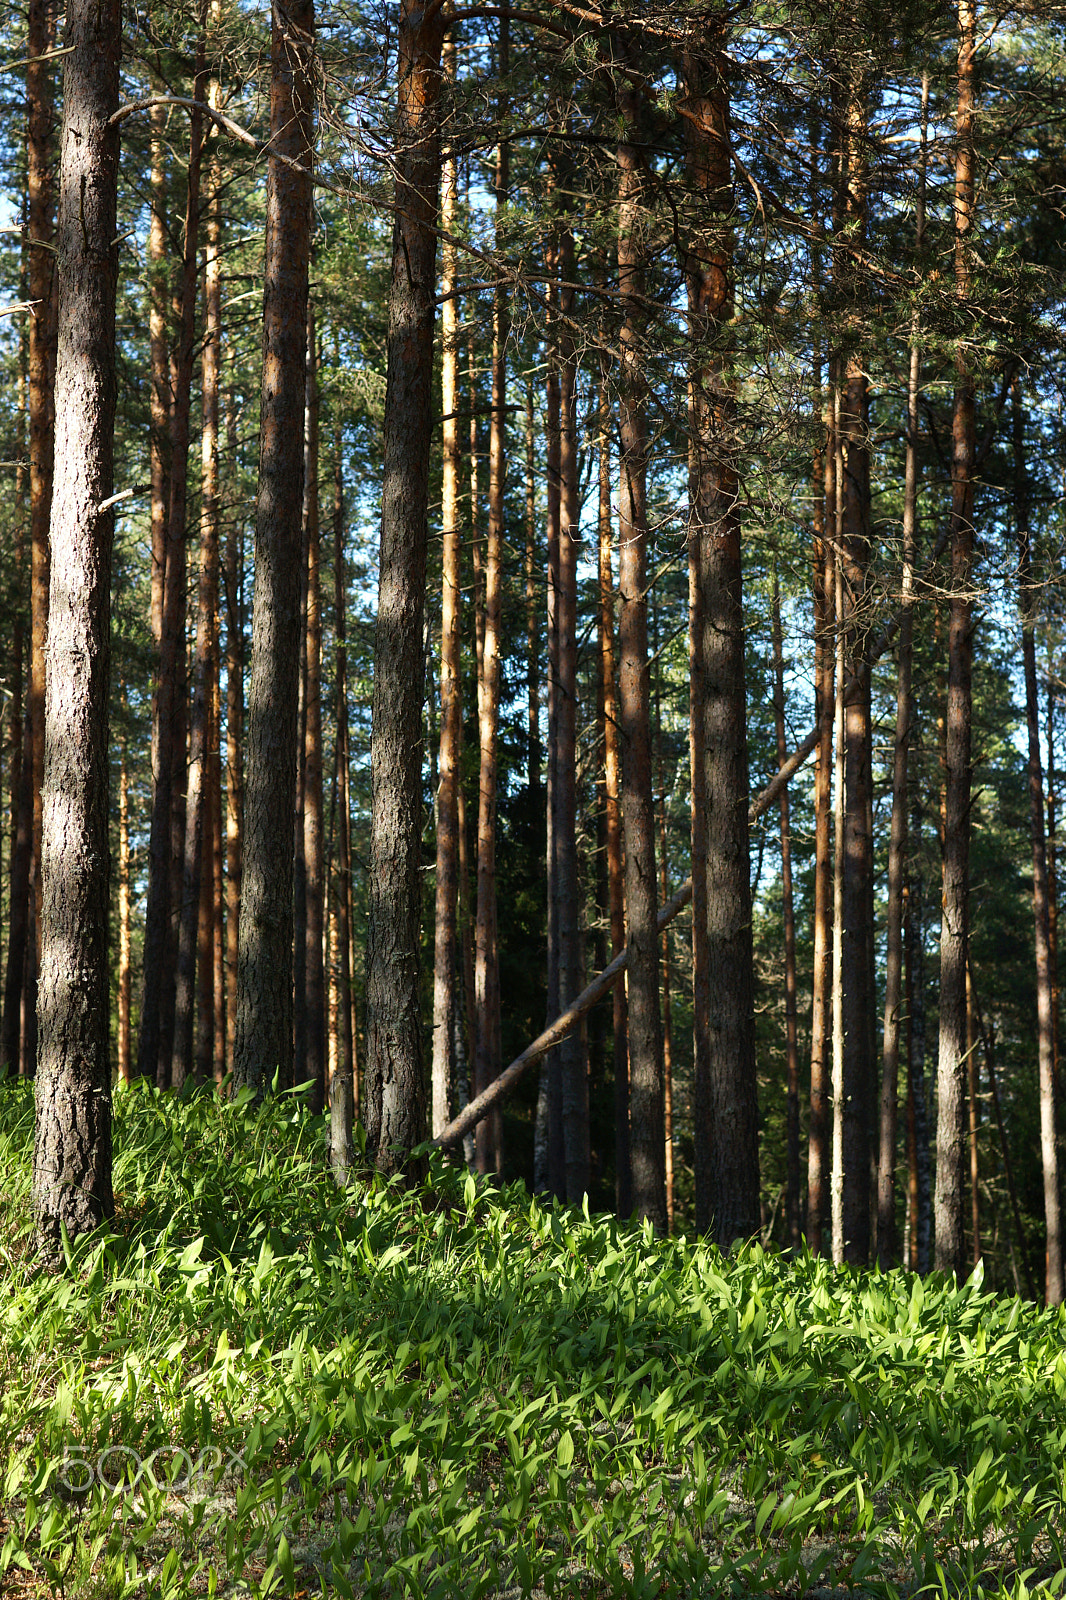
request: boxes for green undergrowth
[3,1084,1066,1598]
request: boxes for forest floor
[1,1083,1065,1599]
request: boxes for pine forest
[3,0,1066,1288]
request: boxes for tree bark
[232,0,314,1096]
[364,0,444,1174]
[683,39,757,1247]
[31,0,120,1255]
[618,59,666,1234]
[26,0,58,1053]
[936,0,977,1280]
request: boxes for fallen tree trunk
[435,534,948,1154]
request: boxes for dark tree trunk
[364,0,444,1174]
[1015,380,1064,1304]
[31,0,120,1255]
[172,90,221,1088]
[618,64,666,1234]
[140,40,206,1088]
[682,40,757,1246]
[231,0,314,1095]
[935,0,977,1280]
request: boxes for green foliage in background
[4,1085,1066,1598]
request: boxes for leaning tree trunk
[31,0,120,1256]
[683,36,758,1246]
[231,0,314,1095]
[935,0,977,1281]
[364,0,445,1174]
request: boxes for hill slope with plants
[2,1085,1066,1598]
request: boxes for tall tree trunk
[525,384,540,792]
[877,77,926,1267]
[970,964,1036,1297]
[140,38,207,1087]
[31,0,120,1254]
[117,684,131,1085]
[807,357,835,1254]
[172,53,220,1088]
[556,202,589,1205]
[432,28,461,1140]
[302,304,326,1113]
[224,390,243,1074]
[474,15,509,1177]
[654,600,674,1234]
[26,0,58,1060]
[201,12,224,1089]
[2,486,30,1079]
[232,0,314,1095]
[330,411,355,1178]
[772,570,801,1251]
[936,0,977,1280]
[1016,379,1064,1304]
[682,39,756,1246]
[907,770,932,1273]
[1049,683,1061,1094]
[618,60,666,1234]
[539,236,565,1199]
[832,68,874,1267]
[364,0,444,1173]
[599,369,629,1218]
